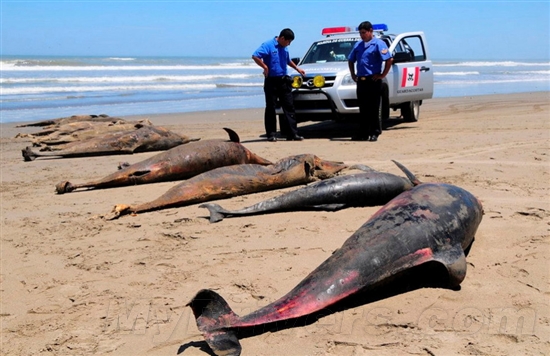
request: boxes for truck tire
[401,101,420,122]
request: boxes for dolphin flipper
[432,244,468,288]
[309,203,348,211]
[348,164,375,172]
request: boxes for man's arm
[348,61,357,82]
[288,60,305,76]
[374,57,393,81]
[252,55,269,77]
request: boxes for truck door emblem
[401,67,420,87]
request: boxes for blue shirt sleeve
[378,40,392,60]
[252,41,270,58]
[252,38,288,76]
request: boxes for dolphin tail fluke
[55,181,76,194]
[199,203,227,223]
[104,204,133,221]
[22,147,37,161]
[187,289,242,356]
[392,160,422,186]
[223,127,240,143]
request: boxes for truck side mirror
[393,52,412,64]
[291,57,300,65]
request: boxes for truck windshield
[301,38,358,64]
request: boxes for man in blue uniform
[252,28,306,142]
[348,21,393,142]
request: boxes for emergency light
[322,24,388,36]
[373,23,389,31]
[321,26,352,35]
[352,23,389,32]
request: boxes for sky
[1,1,549,61]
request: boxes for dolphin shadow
[177,341,217,355]
[232,261,455,340]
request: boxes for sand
[1,92,549,356]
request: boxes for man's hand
[252,55,269,77]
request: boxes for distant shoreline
[2,54,550,61]
[4,91,548,128]
[3,55,549,124]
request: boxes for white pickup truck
[277,24,434,123]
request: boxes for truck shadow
[298,115,415,140]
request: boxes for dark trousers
[356,76,382,137]
[263,76,298,137]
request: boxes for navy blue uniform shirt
[348,38,392,76]
[252,37,290,77]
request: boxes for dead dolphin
[187,182,484,356]
[22,124,194,161]
[17,118,149,138]
[24,119,154,146]
[200,160,421,223]
[55,128,271,194]
[15,114,121,128]
[107,154,348,220]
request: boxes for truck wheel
[401,101,420,122]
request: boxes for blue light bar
[373,23,388,31]
[353,23,388,32]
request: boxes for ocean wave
[107,57,136,61]
[1,63,259,71]
[0,74,259,84]
[434,61,550,67]
[220,61,255,67]
[0,58,89,67]
[434,71,480,76]
[216,83,263,88]
[435,77,550,85]
[1,83,218,95]
[515,70,550,75]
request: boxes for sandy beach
[1,92,549,355]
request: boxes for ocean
[1,55,549,124]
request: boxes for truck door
[388,32,434,103]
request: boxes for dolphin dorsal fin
[392,160,422,186]
[223,128,240,143]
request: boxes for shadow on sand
[244,115,415,143]
[299,115,415,140]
